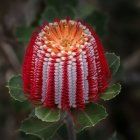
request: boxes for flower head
[22,18,111,110]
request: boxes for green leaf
[7,75,26,102]
[39,6,58,24]
[106,53,120,76]
[16,26,35,43]
[101,84,121,101]
[60,5,76,19]
[20,117,63,140]
[72,103,108,132]
[35,106,60,122]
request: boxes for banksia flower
[22,18,111,110]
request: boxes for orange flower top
[22,19,111,110]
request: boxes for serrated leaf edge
[76,104,108,133]
[101,83,121,101]
[35,107,61,123]
[19,117,63,140]
[105,52,120,75]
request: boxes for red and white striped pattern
[22,19,111,110]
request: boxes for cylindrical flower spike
[22,19,111,110]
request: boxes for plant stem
[65,113,76,140]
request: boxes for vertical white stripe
[68,61,73,107]
[81,54,89,101]
[54,63,60,104]
[41,59,49,102]
[71,62,77,108]
[58,62,63,109]
[78,55,86,103]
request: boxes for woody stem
[65,112,76,140]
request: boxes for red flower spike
[22,19,111,110]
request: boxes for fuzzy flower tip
[22,18,111,110]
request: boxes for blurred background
[0,0,140,140]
